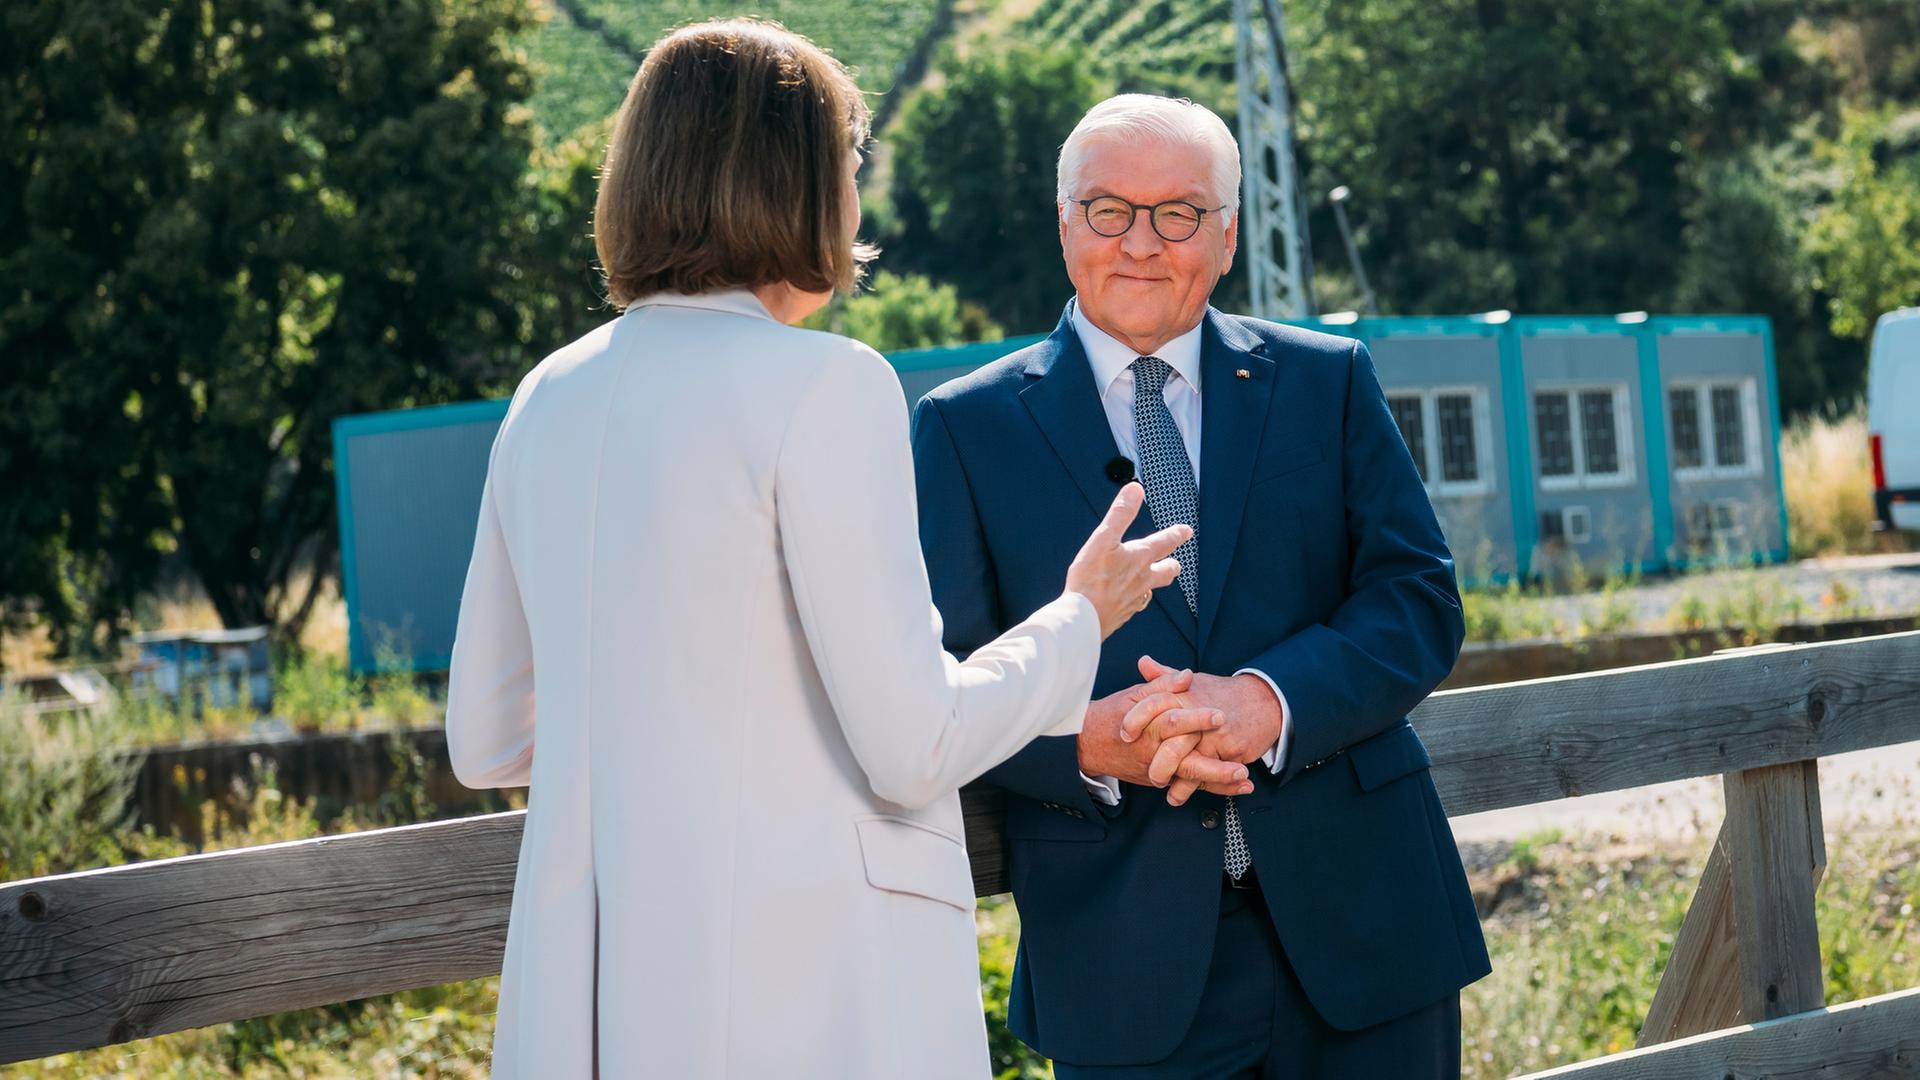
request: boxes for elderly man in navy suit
[911,94,1489,1077]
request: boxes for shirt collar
[623,288,777,322]
[1070,299,1204,398]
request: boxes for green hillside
[519,0,947,138]
[1020,0,1236,108]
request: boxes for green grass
[63,647,447,749]
[14,978,499,1078]
[1457,550,1898,647]
[1461,825,1920,1074]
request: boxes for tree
[1288,0,1741,315]
[808,271,1003,353]
[1808,109,1920,345]
[1673,152,1854,414]
[0,0,548,653]
[885,43,1112,335]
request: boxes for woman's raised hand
[1064,482,1191,640]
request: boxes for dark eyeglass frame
[1074,195,1228,242]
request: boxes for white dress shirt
[1070,302,1294,805]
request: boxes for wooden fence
[5,631,1920,1074]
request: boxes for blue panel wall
[1518,318,1659,575]
[334,401,509,673]
[1650,317,1789,565]
[1361,320,1516,580]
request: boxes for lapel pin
[1235,368,1250,379]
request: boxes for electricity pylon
[1232,0,1314,319]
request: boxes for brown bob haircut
[594,19,874,308]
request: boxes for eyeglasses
[1074,195,1226,243]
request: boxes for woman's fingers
[1088,482,1145,549]
[1067,485,1192,639]
[1125,522,1192,563]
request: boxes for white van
[1869,306,1920,535]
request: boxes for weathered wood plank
[1416,631,1920,817]
[1521,986,1920,1079]
[1636,823,1739,1046]
[0,813,522,1064]
[1723,760,1826,1022]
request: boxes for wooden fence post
[1723,758,1827,1021]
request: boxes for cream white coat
[445,290,1101,1079]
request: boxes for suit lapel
[1021,307,1198,647]
[1196,309,1276,655]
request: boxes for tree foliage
[1671,152,1853,411]
[1808,109,1920,342]
[1289,0,1742,315]
[807,271,1003,353]
[0,0,558,651]
[885,43,1111,334]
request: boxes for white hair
[1056,94,1242,221]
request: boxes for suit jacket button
[1200,810,1219,829]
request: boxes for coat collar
[1194,308,1276,654]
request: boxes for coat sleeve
[1241,339,1466,786]
[445,436,537,789]
[911,394,1110,816]
[778,346,1102,811]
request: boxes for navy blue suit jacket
[911,304,1491,1065]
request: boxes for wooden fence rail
[4,631,1920,1074]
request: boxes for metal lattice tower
[1232,0,1313,319]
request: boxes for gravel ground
[1523,550,1920,634]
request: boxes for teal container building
[334,313,1787,673]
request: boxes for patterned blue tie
[1131,357,1251,881]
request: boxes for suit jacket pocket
[1248,439,1327,488]
[1346,723,1433,792]
[854,815,976,911]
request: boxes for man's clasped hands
[1078,656,1287,806]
